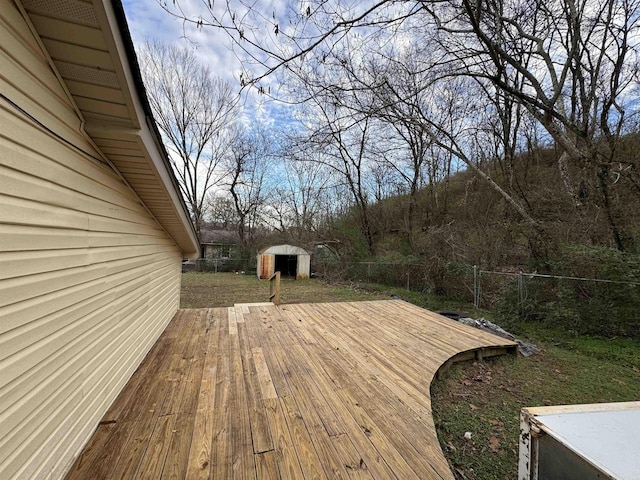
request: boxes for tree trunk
[597,167,625,251]
[359,202,375,256]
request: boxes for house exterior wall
[0,3,182,479]
[203,243,236,259]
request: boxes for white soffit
[20,0,199,258]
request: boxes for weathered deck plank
[185,309,220,479]
[65,300,516,479]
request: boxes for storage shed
[257,244,311,279]
[0,1,199,478]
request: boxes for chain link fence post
[473,265,480,308]
[517,273,524,314]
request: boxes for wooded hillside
[302,135,640,338]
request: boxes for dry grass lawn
[180,271,389,308]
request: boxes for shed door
[260,254,275,279]
[275,255,298,277]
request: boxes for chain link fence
[313,259,474,298]
[473,267,640,309]
[473,267,640,337]
[313,259,640,338]
[183,250,257,274]
[182,251,639,337]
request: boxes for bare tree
[208,195,240,230]
[299,93,378,255]
[160,0,640,249]
[263,152,336,241]
[427,0,640,248]
[224,125,273,247]
[364,47,441,244]
[291,37,544,245]
[138,41,238,241]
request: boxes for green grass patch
[431,341,640,479]
[506,321,640,365]
[354,282,481,313]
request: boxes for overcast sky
[121,0,297,129]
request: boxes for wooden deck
[65,300,517,479]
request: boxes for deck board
[65,300,517,479]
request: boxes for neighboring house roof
[19,0,199,258]
[200,229,242,245]
[259,244,310,256]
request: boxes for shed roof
[259,244,310,256]
[19,0,199,258]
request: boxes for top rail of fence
[477,269,640,287]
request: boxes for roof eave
[101,0,199,257]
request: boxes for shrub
[497,245,640,339]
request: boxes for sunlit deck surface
[65,300,517,479]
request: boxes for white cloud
[122,0,245,90]
[121,0,300,129]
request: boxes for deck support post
[269,271,281,305]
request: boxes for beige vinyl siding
[0,2,183,479]
[0,7,94,149]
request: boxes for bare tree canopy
[223,124,274,246]
[159,0,640,250]
[139,40,239,241]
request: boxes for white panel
[297,254,311,279]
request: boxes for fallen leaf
[469,403,478,411]
[489,435,501,453]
